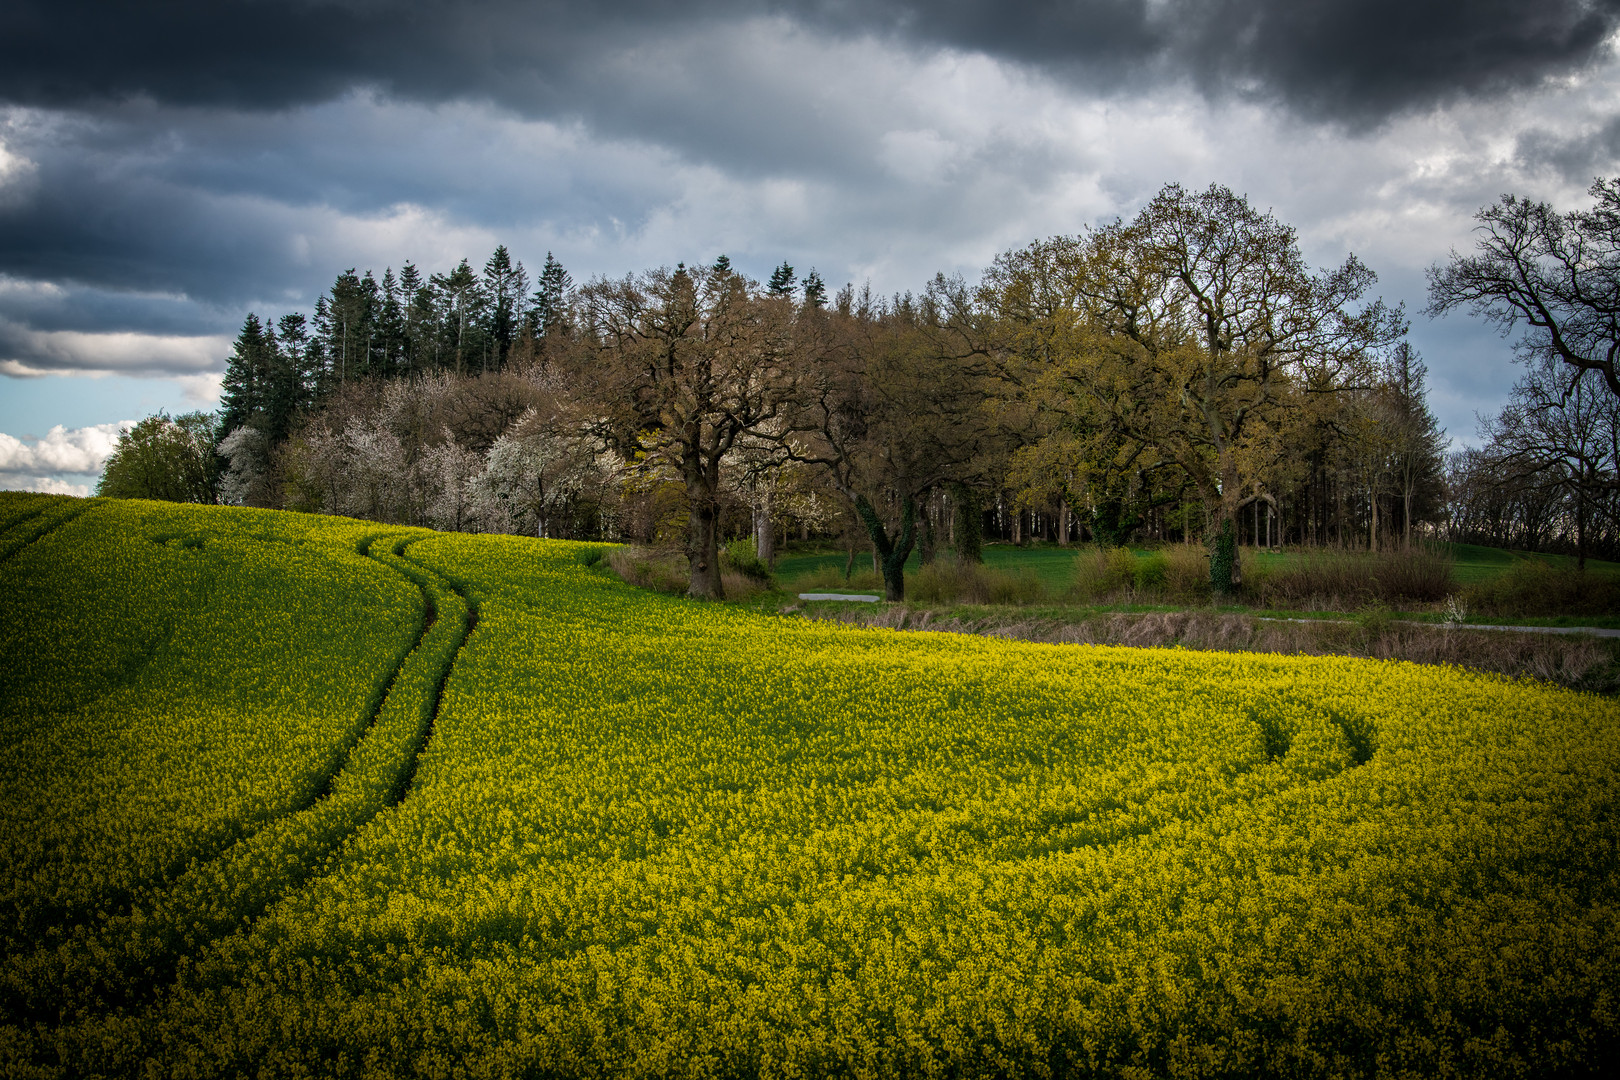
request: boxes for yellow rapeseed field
[1,498,1616,1078]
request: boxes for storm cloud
[0,0,1618,460]
[2,2,1616,129]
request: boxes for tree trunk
[1369,487,1379,553]
[950,482,982,563]
[1403,481,1414,549]
[683,450,724,599]
[854,492,916,602]
[918,489,939,565]
[1216,457,1243,589]
[1578,468,1590,572]
[1058,500,1071,546]
[753,488,775,568]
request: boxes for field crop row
[3,509,1617,1078]
[0,499,426,959]
[36,531,1615,1078]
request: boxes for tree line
[100,179,1620,597]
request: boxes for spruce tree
[530,252,572,339]
[270,313,311,440]
[767,261,796,298]
[359,270,381,377]
[219,314,268,435]
[802,268,827,309]
[379,268,406,377]
[483,245,528,370]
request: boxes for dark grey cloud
[1,1,1614,130]
[1516,115,1620,183]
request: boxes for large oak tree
[575,262,795,599]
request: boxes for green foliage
[1354,600,1396,636]
[721,536,771,582]
[766,260,796,298]
[1,509,1617,1077]
[1132,549,1169,589]
[1088,496,1139,548]
[1072,545,1138,598]
[96,412,219,503]
[949,482,982,564]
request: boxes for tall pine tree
[482,246,528,371]
[767,261,797,298]
[528,252,573,340]
[219,314,271,435]
[802,268,828,309]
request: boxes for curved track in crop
[1,527,479,1026]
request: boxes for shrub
[910,560,1045,605]
[790,563,883,592]
[1244,544,1454,609]
[1072,546,1136,600]
[1465,558,1620,618]
[1161,544,1212,603]
[1133,551,1168,590]
[721,537,772,582]
[1074,546,1202,603]
[606,546,689,594]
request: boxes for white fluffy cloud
[0,475,91,496]
[0,421,134,475]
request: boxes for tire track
[1,529,465,1026]
[388,533,479,805]
[0,497,98,565]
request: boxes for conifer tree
[219,313,270,435]
[529,252,573,339]
[802,268,828,309]
[379,268,406,377]
[767,261,796,298]
[483,245,528,370]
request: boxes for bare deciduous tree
[1429,178,1620,398]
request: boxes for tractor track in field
[0,498,98,566]
[0,530,433,957]
[378,533,478,807]
[0,500,50,537]
[1,530,480,1027]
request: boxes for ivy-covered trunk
[854,492,917,602]
[949,483,982,564]
[1214,457,1244,592]
[1208,517,1237,596]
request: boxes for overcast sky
[3,0,1619,493]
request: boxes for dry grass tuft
[607,545,770,600]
